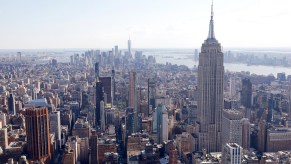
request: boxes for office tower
[99,77,113,105]
[241,78,252,108]
[8,93,16,115]
[148,78,156,116]
[95,81,104,128]
[90,130,98,164]
[126,107,135,136]
[222,143,242,164]
[0,127,8,149]
[128,37,132,55]
[95,62,99,79]
[100,101,105,131]
[152,104,169,144]
[221,109,244,148]
[129,71,138,132]
[241,118,250,149]
[25,107,51,163]
[111,69,115,105]
[229,76,236,98]
[114,45,119,57]
[197,2,224,152]
[258,118,267,153]
[50,111,61,149]
[95,61,113,105]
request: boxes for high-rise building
[8,93,16,115]
[229,76,236,98]
[0,127,8,149]
[25,107,51,163]
[89,130,98,164]
[95,62,99,79]
[17,52,22,62]
[241,118,251,149]
[222,143,242,164]
[125,107,135,136]
[95,81,104,128]
[148,78,156,116]
[153,104,169,144]
[241,78,252,109]
[129,71,138,132]
[50,111,61,149]
[114,45,119,57]
[100,101,105,131]
[128,37,132,55]
[221,109,244,149]
[111,69,115,105]
[197,2,224,152]
[99,76,113,105]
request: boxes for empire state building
[197,1,224,152]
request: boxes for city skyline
[0,0,291,49]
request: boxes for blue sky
[0,0,290,49]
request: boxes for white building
[222,143,242,164]
[50,111,61,148]
[221,109,244,148]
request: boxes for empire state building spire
[207,0,215,40]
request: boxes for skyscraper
[95,81,104,128]
[229,76,236,98]
[95,62,99,79]
[99,76,113,105]
[8,93,15,115]
[241,78,252,108]
[129,71,138,132]
[148,78,156,116]
[153,104,168,144]
[114,45,119,57]
[128,37,132,56]
[100,101,105,131]
[221,109,244,149]
[25,107,51,163]
[0,127,8,150]
[50,111,61,149]
[197,1,224,152]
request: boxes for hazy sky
[0,0,290,49]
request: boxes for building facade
[25,107,51,163]
[197,2,224,152]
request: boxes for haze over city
[0,0,291,49]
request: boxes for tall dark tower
[95,61,104,128]
[112,69,115,105]
[197,1,224,152]
[8,93,15,115]
[148,78,156,115]
[25,107,51,163]
[241,78,252,108]
[95,81,104,128]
